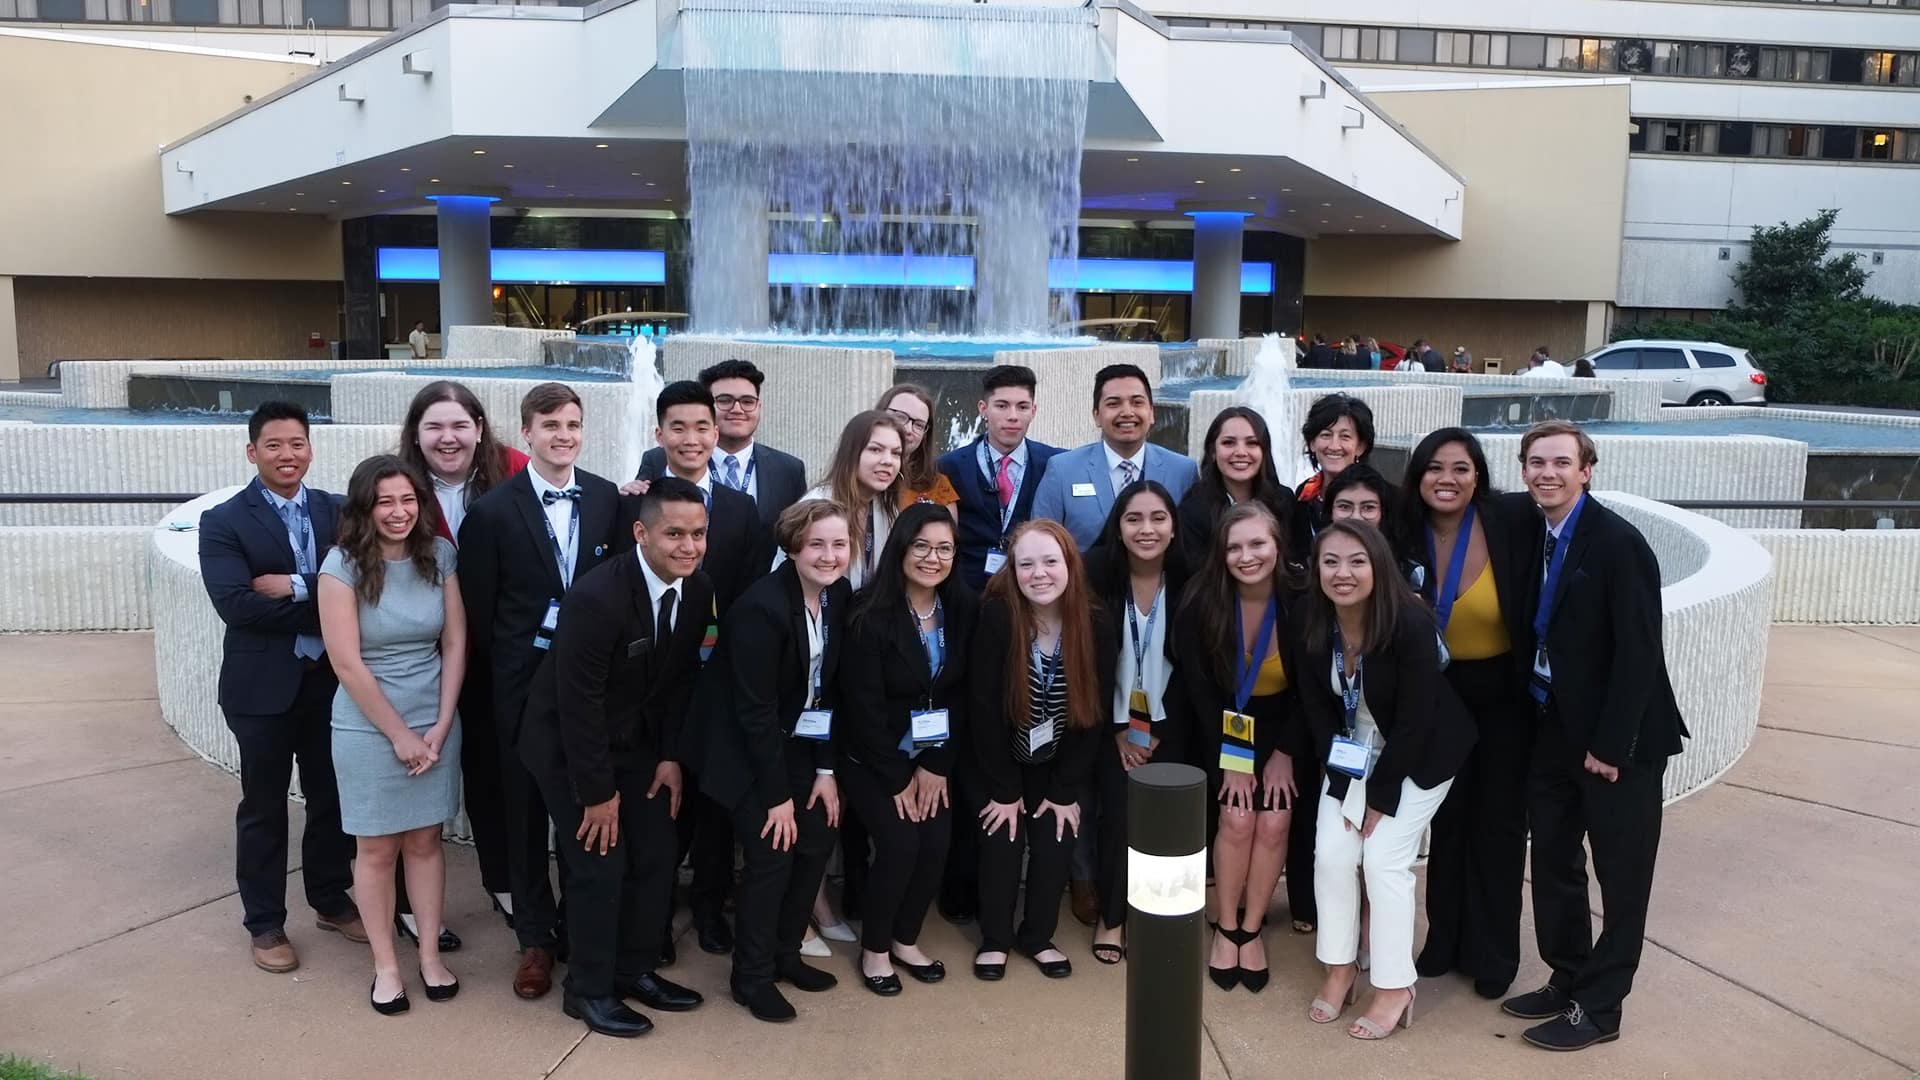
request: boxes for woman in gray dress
[318,454,467,1015]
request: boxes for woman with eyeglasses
[837,503,979,995]
[1178,406,1296,570]
[802,411,906,590]
[876,385,960,520]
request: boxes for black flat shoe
[419,969,459,1003]
[563,993,652,1037]
[370,980,410,1016]
[730,981,797,1023]
[776,957,838,993]
[622,972,703,1012]
[860,970,903,996]
[972,954,1006,982]
[890,953,945,984]
[397,917,465,954]
[1020,946,1072,979]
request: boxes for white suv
[1578,339,1768,406]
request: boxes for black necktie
[655,589,677,648]
[1542,531,1559,577]
[542,486,581,506]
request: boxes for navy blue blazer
[937,436,1063,589]
[198,478,343,716]
[1029,440,1199,551]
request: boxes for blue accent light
[1185,210,1255,222]
[423,194,502,205]
[1050,258,1273,295]
[768,253,975,288]
[376,247,667,284]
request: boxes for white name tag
[983,550,1007,576]
[541,599,561,631]
[1328,735,1372,779]
[1071,483,1097,498]
[910,709,950,745]
[794,709,833,741]
[1028,722,1056,754]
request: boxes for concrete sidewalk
[1,627,1915,1079]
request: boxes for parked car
[1577,339,1768,406]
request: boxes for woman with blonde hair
[802,410,906,589]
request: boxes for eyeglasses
[887,408,929,434]
[909,540,956,561]
[713,394,760,411]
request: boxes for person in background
[1030,362,1199,551]
[396,380,529,947]
[803,411,906,591]
[966,520,1114,982]
[199,401,363,975]
[877,384,960,517]
[1502,422,1686,1052]
[1572,357,1597,378]
[1326,465,1420,588]
[1451,347,1474,374]
[1292,393,1377,558]
[937,364,1064,593]
[1301,333,1337,370]
[838,503,980,994]
[1337,338,1362,370]
[1179,503,1303,993]
[408,321,430,360]
[1178,406,1297,570]
[1082,480,1189,964]
[1293,521,1474,1041]
[1397,344,1428,374]
[1521,347,1570,379]
[635,359,809,528]
[318,455,467,1015]
[1364,338,1384,371]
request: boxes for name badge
[794,709,833,741]
[982,550,1008,576]
[1328,735,1372,779]
[534,598,562,649]
[1027,721,1055,755]
[1071,482,1097,498]
[910,708,950,746]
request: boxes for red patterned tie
[995,453,1015,509]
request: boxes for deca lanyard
[805,588,829,708]
[1127,576,1163,693]
[1331,621,1365,735]
[1424,502,1478,633]
[542,498,580,588]
[1232,596,1279,711]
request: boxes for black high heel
[1236,926,1270,994]
[1208,925,1242,991]
[395,915,463,953]
[370,979,410,1016]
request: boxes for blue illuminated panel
[768,253,975,288]
[376,247,667,285]
[1050,258,1274,295]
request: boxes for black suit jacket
[638,443,808,529]
[1082,545,1191,764]
[1289,599,1477,816]
[1173,589,1310,774]
[518,553,714,808]
[1176,484,1299,570]
[199,479,342,715]
[634,462,773,618]
[966,595,1117,806]
[937,437,1064,590]
[837,581,981,792]
[684,563,853,812]
[1514,494,1688,766]
[1403,494,1539,686]
[456,467,633,744]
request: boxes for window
[1692,350,1739,369]
[1509,33,1547,69]
[1592,349,1639,372]
[1646,119,1721,154]
[172,0,217,21]
[1863,52,1920,85]
[1640,348,1690,370]
[301,0,349,23]
[1319,26,1397,62]
[1862,129,1896,160]
[1899,130,1920,164]
[1398,29,1435,63]
[1753,124,1822,157]
[37,0,86,15]
[1758,47,1831,81]
[1286,24,1323,54]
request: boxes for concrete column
[1189,211,1248,342]
[689,173,770,332]
[433,195,496,332]
[974,189,1053,336]
[1583,300,1612,352]
[0,276,19,382]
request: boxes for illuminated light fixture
[1281,187,1291,193]
[400,167,412,173]
[472,149,487,155]
[328,199,337,204]
[341,180,352,186]
[594,143,610,149]
[630,172,642,177]
[377,247,668,284]
[1229,167,1242,173]
[1248,196,1259,200]
[645,182,656,187]
[429,178,440,183]
[1874,132,1890,146]
[376,188,386,193]
[1126,156,1140,162]
[503,164,515,169]
[1322,202,1332,207]
[546,184,557,189]
[294,191,305,196]
[1193,179,1206,185]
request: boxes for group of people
[199,356,1684,1054]
[1298,335,1474,374]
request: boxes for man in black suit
[519,477,712,1037]
[199,401,364,973]
[1301,333,1337,369]
[936,364,1063,592]
[633,359,808,528]
[457,382,635,1000]
[1499,421,1687,1052]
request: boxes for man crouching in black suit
[518,477,714,1037]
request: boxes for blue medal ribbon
[1532,493,1587,654]
[1424,502,1477,633]
[1232,597,1279,712]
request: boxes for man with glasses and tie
[634,359,807,529]
[458,382,635,1000]
[938,365,1063,590]
[200,401,363,975]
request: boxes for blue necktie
[279,500,324,661]
[722,455,742,491]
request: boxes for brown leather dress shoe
[251,930,299,973]
[1068,880,1100,928]
[316,906,370,945]
[514,946,556,1000]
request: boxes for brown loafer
[514,946,556,1000]
[251,930,299,973]
[316,906,370,944]
[1068,880,1100,928]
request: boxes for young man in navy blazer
[936,364,1062,591]
[198,401,363,975]
[633,359,807,529]
[1030,362,1199,551]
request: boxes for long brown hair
[398,380,514,503]
[1179,501,1295,689]
[985,519,1103,732]
[875,383,939,493]
[335,454,442,606]
[1301,519,1409,659]
[818,410,905,560]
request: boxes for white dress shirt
[1102,441,1147,490]
[1111,581,1170,725]
[714,442,759,503]
[636,548,682,637]
[528,466,581,585]
[432,473,468,539]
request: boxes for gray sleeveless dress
[321,538,463,837]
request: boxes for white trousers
[1313,774,1453,990]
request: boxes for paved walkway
[1,627,1915,1080]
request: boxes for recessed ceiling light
[1346,227,1355,232]
[1194,179,1206,185]
[546,184,557,189]
[340,180,352,186]
[645,181,656,187]
[293,191,305,196]
[1322,202,1332,207]
[376,188,386,193]
[1248,196,1259,200]
[400,167,411,173]
[594,143,609,149]
[429,178,440,183]
[1126,157,1139,162]
[256,201,266,206]
[328,199,337,204]
[1354,215,1363,219]
[287,207,296,212]
[1288,209,1297,214]
[630,172,642,177]
[1281,187,1291,193]
[1229,167,1242,173]
[472,149,486,155]
[1378,224,1387,229]
[1321,219,1329,224]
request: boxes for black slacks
[532,756,675,999]
[728,750,835,989]
[499,685,565,951]
[1529,700,1666,1029]
[1284,750,1318,926]
[1420,656,1532,987]
[224,664,355,937]
[841,759,951,953]
[975,765,1076,956]
[939,765,979,915]
[1094,735,1131,931]
[397,660,511,917]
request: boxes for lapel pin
[594,544,606,556]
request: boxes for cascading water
[1237,333,1315,487]
[676,0,1098,336]
[622,334,666,483]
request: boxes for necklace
[911,601,937,623]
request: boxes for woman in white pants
[1287,520,1476,1041]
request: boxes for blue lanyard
[1331,622,1364,734]
[1031,633,1063,701]
[278,493,313,575]
[542,497,580,588]
[720,452,757,495]
[1127,578,1163,693]
[1424,502,1477,633]
[1532,494,1586,647]
[918,597,946,704]
[806,589,828,707]
[1232,596,1279,712]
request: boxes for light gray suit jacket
[1029,440,1199,550]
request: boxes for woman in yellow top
[1174,502,1307,995]
[876,385,961,518]
[1394,428,1535,1001]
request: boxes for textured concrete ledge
[330,372,635,482]
[1184,384,1464,463]
[444,326,573,365]
[55,358,526,410]
[0,390,59,407]
[1287,365,1663,421]
[1198,337,1263,378]
[1465,433,1806,530]
[1647,404,1920,431]
[0,526,151,631]
[1009,343,1161,452]
[664,338,897,477]
[1750,529,1920,624]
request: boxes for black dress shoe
[369,980,410,1016]
[393,916,463,953]
[1413,946,1452,980]
[1020,946,1072,979]
[891,953,945,984]
[657,937,677,968]
[972,954,1006,982]
[776,957,838,993]
[1502,983,1572,1020]
[420,969,460,1003]
[730,981,797,1023]
[553,935,571,966]
[860,969,903,996]
[695,913,734,955]
[1522,1004,1620,1052]
[1474,977,1511,1000]
[563,994,653,1038]
[938,896,977,925]
[622,972,703,1012]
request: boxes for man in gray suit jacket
[1031,363,1199,550]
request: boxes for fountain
[1235,333,1313,486]
[623,332,667,482]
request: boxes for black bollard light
[1125,761,1207,1080]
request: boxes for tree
[1726,209,1867,319]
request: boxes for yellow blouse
[1246,648,1288,696]
[1443,567,1511,661]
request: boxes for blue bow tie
[542,487,582,505]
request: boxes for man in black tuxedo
[457,382,635,1000]
[634,359,808,528]
[1499,421,1687,1052]
[518,477,713,1037]
[199,401,363,974]
[936,363,1063,592]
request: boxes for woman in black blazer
[686,499,854,1024]
[966,519,1115,982]
[1290,393,1377,560]
[1394,429,1537,1000]
[1291,520,1475,1041]
[1083,480,1191,964]
[837,503,979,996]
[1177,406,1297,569]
